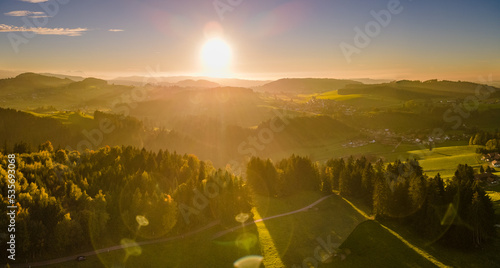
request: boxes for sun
[200,38,232,77]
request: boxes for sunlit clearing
[136,215,149,227]
[234,255,264,268]
[251,207,285,267]
[235,212,250,223]
[235,233,258,251]
[201,38,232,77]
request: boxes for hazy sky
[0,0,499,80]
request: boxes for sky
[0,0,499,81]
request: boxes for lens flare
[136,215,149,227]
[235,233,258,251]
[120,238,142,257]
[233,255,264,268]
[235,212,250,223]
[200,37,232,77]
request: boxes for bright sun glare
[201,38,232,77]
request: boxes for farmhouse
[475,173,498,184]
[492,160,500,168]
[486,153,500,162]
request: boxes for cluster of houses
[342,139,376,148]
[476,153,500,185]
[481,153,500,168]
[475,173,499,184]
[494,160,500,168]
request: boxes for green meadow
[407,145,483,179]
[43,190,477,268]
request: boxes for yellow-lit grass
[251,207,285,268]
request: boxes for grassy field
[268,140,471,167]
[379,218,500,268]
[43,191,365,268]
[339,197,500,268]
[33,188,500,268]
[44,223,259,268]
[313,90,402,108]
[486,183,500,223]
[333,220,439,268]
[26,110,94,126]
[315,90,363,101]
[251,192,366,267]
[409,144,500,221]
[407,145,483,179]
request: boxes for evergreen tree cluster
[248,155,496,248]
[0,142,252,260]
[469,130,500,146]
[246,155,320,197]
[470,130,500,154]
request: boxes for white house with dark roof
[492,160,500,168]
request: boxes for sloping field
[408,145,482,179]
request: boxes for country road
[212,194,333,239]
[9,194,334,268]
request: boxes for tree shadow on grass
[252,192,366,267]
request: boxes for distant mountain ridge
[0,70,23,79]
[0,73,132,110]
[338,79,500,100]
[111,75,270,87]
[0,72,73,92]
[258,78,363,94]
[39,72,87,81]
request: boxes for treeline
[0,108,145,152]
[247,155,496,248]
[469,130,500,154]
[0,108,74,151]
[1,143,496,262]
[1,107,364,167]
[0,108,203,160]
[246,155,320,197]
[0,142,251,260]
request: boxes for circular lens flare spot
[136,215,149,227]
[235,212,250,223]
[120,238,142,257]
[234,255,264,268]
[235,233,258,251]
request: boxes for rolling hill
[0,73,134,110]
[111,75,270,88]
[338,80,500,100]
[258,78,363,94]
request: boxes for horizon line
[0,69,498,84]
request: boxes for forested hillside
[0,144,251,259]
[247,155,496,248]
[0,142,496,264]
